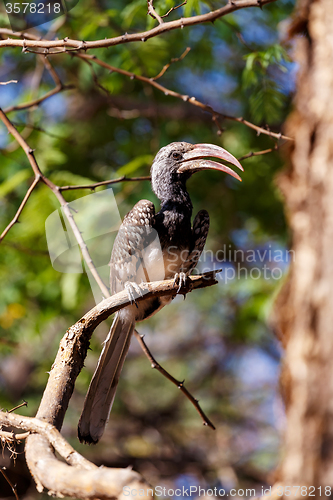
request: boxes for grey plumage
[78,142,243,444]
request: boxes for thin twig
[147,0,164,24]
[0,0,279,51]
[8,401,28,413]
[0,176,41,242]
[134,329,216,430]
[11,121,72,142]
[151,47,191,80]
[0,468,19,500]
[0,108,109,297]
[220,19,254,51]
[0,430,30,442]
[58,175,151,191]
[79,56,114,98]
[2,240,49,256]
[238,144,280,161]
[41,55,62,86]
[3,84,73,114]
[0,80,17,85]
[161,1,187,19]
[75,52,291,141]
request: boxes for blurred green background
[0,0,295,497]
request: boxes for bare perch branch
[0,0,278,51]
[133,329,216,429]
[21,273,217,498]
[25,435,152,499]
[34,272,219,429]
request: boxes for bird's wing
[184,209,210,274]
[110,199,156,294]
[79,200,157,444]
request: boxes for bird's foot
[173,272,187,293]
[124,281,143,308]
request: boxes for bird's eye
[172,152,182,160]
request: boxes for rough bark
[276,0,333,491]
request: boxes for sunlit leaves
[242,44,291,123]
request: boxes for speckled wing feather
[78,200,157,444]
[110,199,156,294]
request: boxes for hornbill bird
[78,142,243,444]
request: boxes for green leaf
[0,169,31,198]
[117,155,153,176]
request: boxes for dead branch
[25,435,152,499]
[0,430,30,442]
[133,329,216,429]
[33,272,218,428]
[20,272,218,498]
[0,411,97,468]
[0,0,278,51]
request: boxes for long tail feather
[78,312,134,444]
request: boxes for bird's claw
[124,282,143,307]
[173,272,187,293]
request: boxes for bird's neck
[158,181,193,218]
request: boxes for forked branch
[20,273,218,498]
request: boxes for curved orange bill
[177,143,243,182]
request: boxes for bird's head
[151,142,243,203]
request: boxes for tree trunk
[276,0,333,492]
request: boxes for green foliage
[242,44,291,123]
